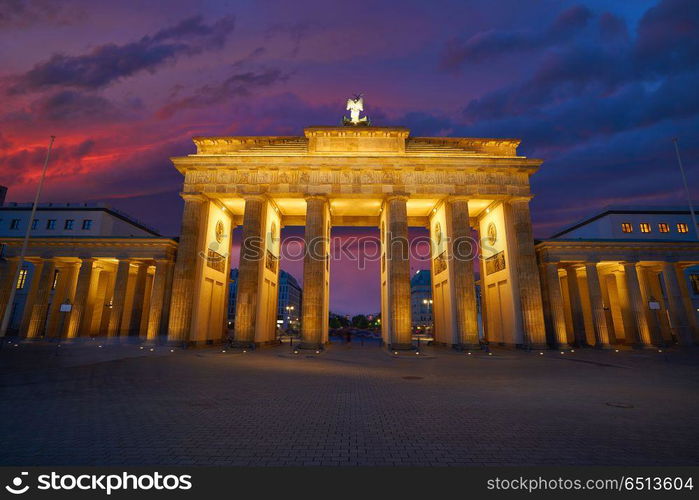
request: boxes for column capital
[180,192,206,203]
[507,195,534,204]
[384,194,409,202]
[304,194,328,202]
[242,194,267,202]
[447,196,471,203]
[619,261,639,268]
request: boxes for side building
[227,268,302,333]
[0,201,177,340]
[535,206,699,349]
[277,270,301,331]
[410,270,432,335]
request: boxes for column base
[228,340,256,350]
[631,342,655,350]
[296,342,324,351]
[555,342,572,350]
[388,343,415,351]
[594,342,613,350]
[521,342,549,351]
[452,343,482,351]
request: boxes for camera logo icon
[5,472,29,495]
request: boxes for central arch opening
[273,225,433,349]
[328,226,381,346]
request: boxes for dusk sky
[1,0,697,314]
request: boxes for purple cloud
[7,14,235,93]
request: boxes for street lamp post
[421,298,433,349]
[285,305,295,350]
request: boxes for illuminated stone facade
[536,208,699,348]
[169,126,547,349]
[0,204,177,339]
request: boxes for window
[64,219,74,230]
[46,219,56,230]
[16,268,28,289]
[677,223,689,233]
[658,223,670,233]
[31,219,39,230]
[639,223,651,233]
[621,223,633,233]
[10,219,20,230]
[52,270,59,290]
[81,219,93,230]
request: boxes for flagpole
[672,138,698,240]
[0,136,56,341]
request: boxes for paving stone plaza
[2,339,698,466]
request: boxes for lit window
[46,219,56,230]
[10,219,20,230]
[52,270,59,290]
[16,268,28,289]
[639,223,651,233]
[82,219,92,230]
[621,223,633,233]
[677,223,689,233]
[31,219,39,230]
[658,223,669,233]
[64,219,74,230]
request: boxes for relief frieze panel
[184,167,531,196]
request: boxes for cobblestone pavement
[1,338,698,466]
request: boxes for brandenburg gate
[167,125,547,351]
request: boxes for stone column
[544,262,570,349]
[146,260,170,341]
[66,258,95,338]
[127,261,148,336]
[584,262,612,348]
[26,259,57,339]
[386,195,413,350]
[19,260,44,338]
[565,266,588,347]
[662,262,694,346]
[675,266,699,341]
[107,259,131,337]
[233,196,266,346]
[637,267,664,346]
[621,262,652,348]
[299,196,329,350]
[507,198,547,348]
[81,265,103,337]
[614,269,636,345]
[168,194,205,342]
[0,258,20,327]
[447,198,479,349]
[598,271,618,344]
